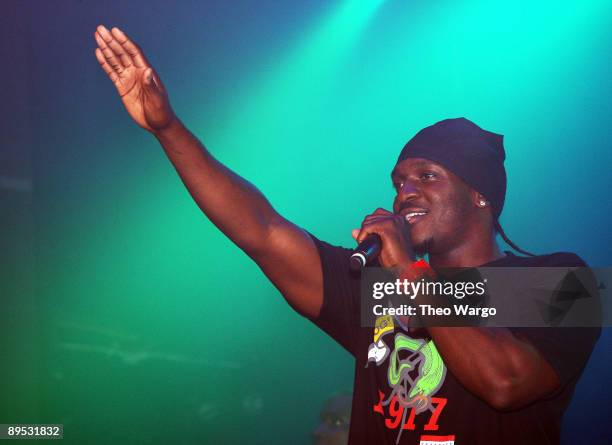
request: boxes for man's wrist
[153,116,184,141]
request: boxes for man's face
[391,157,476,255]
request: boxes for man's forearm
[427,326,559,410]
[399,264,559,410]
[154,118,280,254]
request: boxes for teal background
[2,0,611,443]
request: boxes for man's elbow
[485,377,540,412]
[485,376,558,412]
[484,378,518,411]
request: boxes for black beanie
[396,117,507,219]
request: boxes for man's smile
[400,208,429,224]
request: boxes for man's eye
[420,172,437,180]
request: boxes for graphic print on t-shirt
[368,315,452,444]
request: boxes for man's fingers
[357,212,388,243]
[352,229,360,240]
[372,208,392,216]
[96,25,132,69]
[111,26,149,69]
[95,31,123,74]
[95,47,119,83]
[364,215,389,223]
[357,211,405,244]
[108,37,133,69]
[361,209,394,224]
[363,215,398,228]
[355,220,378,244]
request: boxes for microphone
[349,234,381,272]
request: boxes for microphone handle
[349,234,382,272]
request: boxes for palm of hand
[116,66,149,129]
[94,25,174,132]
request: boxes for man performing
[94,25,600,444]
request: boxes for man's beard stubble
[412,237,434,258]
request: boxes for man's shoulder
[533,251,587,267]
[308,233,353,259]
[504,251,588,267]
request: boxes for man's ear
[474,192,489,208]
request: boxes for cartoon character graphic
[368,315,447,444]
[367,315,395,365]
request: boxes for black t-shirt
[307,234,600,445]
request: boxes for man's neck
[428,232,505,268]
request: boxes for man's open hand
[94,25,176,133]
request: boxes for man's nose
[398,180,419,200]
[394,181,420,212]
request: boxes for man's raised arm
[94,25,323,317]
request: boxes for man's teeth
[405,212,427,220]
